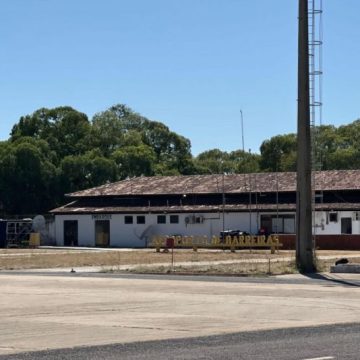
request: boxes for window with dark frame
[260,214,295,234]
[329,212,338,223]
[124,216,133,224]
[137,215,145,224]
[157,215,166,224]
[354,212,360,221]
[170,215,179,224]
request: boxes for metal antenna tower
[309,0,323,170]
[240,110,245,153]
[308,0,323,247]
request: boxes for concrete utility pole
[296,0,315,272]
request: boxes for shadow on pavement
[302,272,360,287]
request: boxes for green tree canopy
[111,144,156,179]
[91,104,194,175]
[260,134,297,172]
[5,103,360,216]
[60,151,117,194]
[10,107,91,162]
[0,139,57,214]
[194,149,260,174]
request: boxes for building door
[341,217,352,234]
[64,220,78,246]
[260,215,272,235]
[0,221,6,248]
[95,220,110,247]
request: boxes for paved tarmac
[0,271,359,356]
[1,323,359,360]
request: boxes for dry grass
[0,249,289,270]
[0,248,360,274]
[124,260,299,276]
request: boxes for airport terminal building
[50,170,360,248]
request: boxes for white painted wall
[55,215,94,246]
[107,212,257,247]
[54,210,360,247]
[43,218,56,245]
[55,212,258,247]
[314,210,360,235]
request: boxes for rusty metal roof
[67,170,360,198]
[50,202,360,214]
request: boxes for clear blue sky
[1,0,359,155]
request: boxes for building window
[157,215,166,224]
[260,214,295,234]
[329,212,338,223]
[124,216,133,224]
[170,215,179,224]
[137,216,145,224]
[353,212,360,221]
[195,216,204,224]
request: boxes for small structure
[5,219,32,247]
[0,215,55,248]
[330,263,360,274]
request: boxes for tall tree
[112,144,156,179]
[260,134,297,171]
[60,151,117,194]
[229,150,260,173]
[194,149,232,174]
[194,149,260,174]
[91,104,194,174]
[11,107,91,162]
[0,139,57,214]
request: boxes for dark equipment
[335,258,349,266]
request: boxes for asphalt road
[1,271,359,357]
[1,323,359,360]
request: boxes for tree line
[0,104,359,215]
